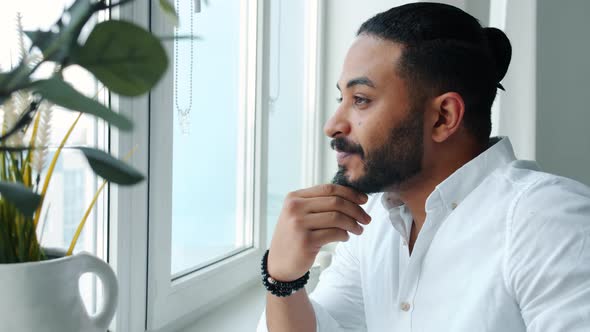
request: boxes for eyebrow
[336,77,376,91]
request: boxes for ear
[428,92,465,143]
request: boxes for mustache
[330,137,364,158]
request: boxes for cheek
[358,120,390,153]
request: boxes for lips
[331,137,364,167]
[336,151,356,164]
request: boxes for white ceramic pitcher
[0,249,118,332]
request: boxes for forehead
[338,35,404,89]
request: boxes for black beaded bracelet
[261,249,310,297]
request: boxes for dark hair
[357,2,511,144]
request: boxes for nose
[323,106,351,138]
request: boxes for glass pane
[266,1,306,247]
[0,1,107,314]
[170,0,250,276]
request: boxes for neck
[398,141,485,233]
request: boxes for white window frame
[109,0,324,330]
[108,2,151,332]
[147,0,265,330]
[301,0,324,188]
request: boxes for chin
[332,167,368,192]
[343,169,365,183]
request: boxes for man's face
[324,35,425,194]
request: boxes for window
[146,0,262,328]
[62,169,85,244]
[169,0,252,277]
[2,1,324,330]
[2,0,326,329]
[0,0,108,316]
[265,0,322,246]
[142,0,323,330]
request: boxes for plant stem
[33,112,83,228]
[23,108,42,187]
[67,179,106,256]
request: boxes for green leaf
[0,182,41,217]
[78,147,144,185]
[73,20,168,97]
[0,72,10,87]
[24,30,64,61]
[0,64,33,95]
[0,72,8,103]
[64,0,96,35]
[159,0,179,26]
[31,78,133,131]
[23,0,95,63]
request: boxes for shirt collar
[381,192,414,240]
[381,136,517,234]
[433,136,516,212]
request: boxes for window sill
[176,283,267,332]
[174,250,332,332]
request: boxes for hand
[267,184,371,282]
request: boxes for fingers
[304,212,364,235]
[309,228,351,247]
[291,184,368,205]
[301,196,371,224]
[267,184,371,281]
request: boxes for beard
[331,108,424,194]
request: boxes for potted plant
[0,0,178,330]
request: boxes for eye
[353,96,370,106]
[336,96,343,103]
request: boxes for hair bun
[483,27,512,86]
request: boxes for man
[258,3,590,331]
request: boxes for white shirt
[257,137,590,332]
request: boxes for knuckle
[284,197,300,212]
[330,196,342,207]
[286,216,305,231]
[329,211,340,222]
[321,183,334,195]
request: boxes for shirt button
[402,240,408,246]
[400,302,411,311]
[451,202,458,210]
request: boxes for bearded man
[257,3,590,331]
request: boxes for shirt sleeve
[257,233,367,332]
[506,176,590,332]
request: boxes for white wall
[490,0,538,161]
[535,0,590,185]
[486,0,590,185]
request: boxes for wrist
[262,250,310,297]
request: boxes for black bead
[261,249,309,298]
